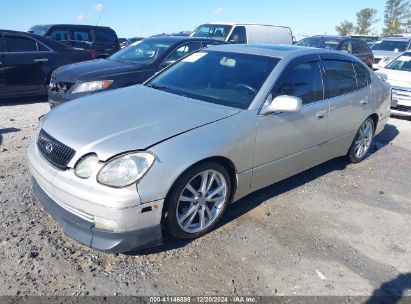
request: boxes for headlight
[71,80,113,94]
[97,152,155,188]
[75,154,99,179]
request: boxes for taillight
[87,49,95,59]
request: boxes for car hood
[53,59,152,81]
[372,50,400,59]
[378,68,411,88]
[41,85,241,162]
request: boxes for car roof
[144,36,224,44]
[380,37,411,41]
[206,44,352,59]
[304,35,367,41]
[30,24,114,30]
[199,22,289,28]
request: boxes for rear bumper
[33,177,163,253]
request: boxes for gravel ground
[0,98,410,298]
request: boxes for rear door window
[48,29,69,41]
[4,35,38,52]
[273,61,324,104]
[323,60,357,98]
[228,26,247,44]
[70,29,92,42]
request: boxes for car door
[251,55,329,191]
[320,54,371,143]
[2,33,56,97]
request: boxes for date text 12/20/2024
[149,296,258,303]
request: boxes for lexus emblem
[45,143,54,153]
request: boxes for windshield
[146,51,279,109]
[191,24,232,41]
[371,40,409,52]
[297,37,341,50]
[28,26,48,36]
[109,40,173,64]
[386,53,411,71]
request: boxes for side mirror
[260,95,302,115]
[160,60,175,68]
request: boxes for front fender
[137,110,257,203]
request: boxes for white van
[190,23,293,45]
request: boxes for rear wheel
[348,117,374,163]
[163,162,231,239]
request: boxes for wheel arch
[164,156,238,208]
[369,113,379,134]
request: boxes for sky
[0,0,389,38]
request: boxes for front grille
[374,58,381,64]
[392,87,411,102]
[392,104,411,112]
[49,74,76,95]
[37,129,75,169]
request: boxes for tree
[336,20,354,36]
[355,8,379,35]
[383,0,411,34]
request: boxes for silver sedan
[28,44,391,253]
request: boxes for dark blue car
[48,36,224,108]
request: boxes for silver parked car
[28,45,391,253]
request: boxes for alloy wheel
[176,170,228,234]
[354,119,374,159]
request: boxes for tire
[163,162,232,239]
[348,117,375,163]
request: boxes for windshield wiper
[146,83,170,90]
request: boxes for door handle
[360,98,369,105]
[34,58,48,63]
[316,110,327,119]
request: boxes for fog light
[94,217,119,231]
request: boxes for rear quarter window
[353,62,370,89]
[94,29,118,45]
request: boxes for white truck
[190,23,293,45]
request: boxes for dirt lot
[0,98,410,299]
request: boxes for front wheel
[348,117,374,163]
[163,162,231,239]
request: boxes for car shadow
[0,127,21,146]
[0,95,47,106]
[365,273,411,304]
[127,123,399,256]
